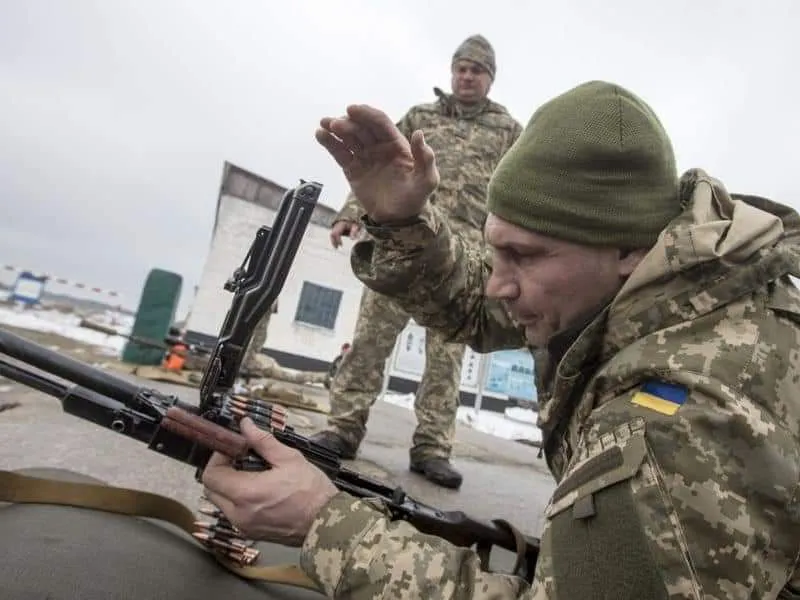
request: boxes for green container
[122,269,183,365]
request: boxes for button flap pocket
[767,278,800,323]
[545,427,647,521]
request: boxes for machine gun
[76,318,263,378]
[77,319,212,358]
[0,180,540,585]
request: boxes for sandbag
[0,467,324,600]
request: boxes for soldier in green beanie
[203,81,800,599]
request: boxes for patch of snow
[382,392,415,411]
[381,392,541,445]
[0,304,133,355]
[504,406,537,425]
[0,303,544,446]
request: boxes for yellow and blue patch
[631,380,688,416]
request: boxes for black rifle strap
[491,518,531,578]
[474,517,531,580]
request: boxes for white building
[184,162,537,413]
[184,162,362,371]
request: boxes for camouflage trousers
[328,286,465,463]
[262,361,328,386]
[242,311,272,371]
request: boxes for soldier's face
[451,60,492,104]
[483,214,643,348]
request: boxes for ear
[617,248,649,277]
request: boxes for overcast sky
[1,0,798,316]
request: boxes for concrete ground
[0,325,556,597]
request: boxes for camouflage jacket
[299,169,800,599]
[334,88,523,240]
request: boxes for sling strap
[0,470,319,592]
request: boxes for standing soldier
[311,34,523,489]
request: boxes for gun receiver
[0,179,540,583]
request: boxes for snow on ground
[382,392,542,445]
[0,303,133,356]
[0,302,541,445]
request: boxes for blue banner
[483,349,537,401]
[11,272,47,305]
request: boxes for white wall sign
[11,274,46,305]
[387,322,535,401]
[392,323,427,377]
[459,347,482,391]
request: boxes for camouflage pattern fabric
[452,34,496,80]
[298,169,800,599]
[242,301,278,372]
[328,88,522,461]
[187,343,328,387]
[328,285,465,463]
[258,354,328,386]
[335,89,523,232]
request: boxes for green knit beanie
[486,81,680,248]
[452,34,496,80]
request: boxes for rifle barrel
[0,327,142,403]
[0,335,183,453]
[0,356,67,398]
[0,327,541,581]
[80,319,173,352]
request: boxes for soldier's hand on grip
[316,104,438,224]
[201,418,338,547]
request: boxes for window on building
[294,282,342,330]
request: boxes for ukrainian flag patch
[631,380,688,416]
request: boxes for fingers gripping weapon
[0,180,540,584]
[0,180,322,567]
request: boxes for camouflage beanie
[452,34,496,80]
[487,81,680,248]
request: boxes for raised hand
[329,219,361,249]
[315,104,439,223]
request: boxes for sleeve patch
[631,380,688,416]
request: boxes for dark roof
[216,161,339,229]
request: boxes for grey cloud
[1,0,797,316]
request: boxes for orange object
[163,343,187,371]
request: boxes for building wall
[184,194,362,367]
[183,162,539,414]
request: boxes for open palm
[316,105,439,223]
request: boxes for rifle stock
[0,179,540,584]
